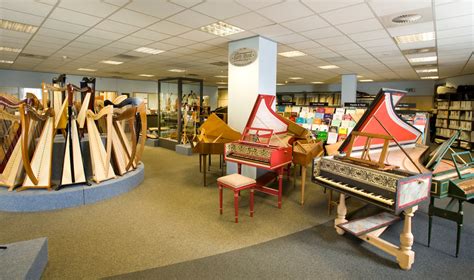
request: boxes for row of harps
[0,79,147,192]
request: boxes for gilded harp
[105,98,147,175]
[18,104,55,191]
[86,105,115,183]
[56,84,88,190]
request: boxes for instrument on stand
[292,139,323,205]
[190,113,241,186]
[312,88,432,270]
[225,94,308,208]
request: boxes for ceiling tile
[317,35,353,46]
[301,26,343,40]
[397,40,436,50]
[0,8,44,25]
[348,29,390,42]
[435,1,474,19]
[252,24,293,37]
[287,40,321,50]
[130,29,171,41]
[103,0,130,6]
[236,0,284,10]
[280,15,329,32]
[367,0,432,17]
[42,19,90,34]
[118,36,155,46]
[94,20,142,35]
[436,14,473,31]
[162,37,197,47]
[146,42,180,51]
[272,33,308,44]
[226,12,274,30]
[49,7,102,26]
[359,38,396,48]
[191,1,249,19]
[179,30,217,42]
[84,28,125,41]
[319,3,374,25]
[58,0,120,17]
[337,18,384,34]
[109,9,160,28]
[148,20,192,36]
[170,0,204,8]
[126,0,184,18]
[257,1,313,22]
[387,21,434,37]
[35,27,79,40]
[0,0,54,16]
[437,26,473,39]
[167,10,216,28]
[302,0,364,14]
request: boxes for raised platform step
[0,238,48,280]
[337,212,400,236]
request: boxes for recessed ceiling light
[420,76,438,79]
[359,79,373,82]
[0,46,21,53]
[318,65,339,69]
[415,68,438,73]
[392,14,423,24]
[0,60,14,64]
[288,77,303,80]
[278,51,306,58]
[408,56,437,63]
[214,75,227,78]
[100,60,123,65]
[134,47,164,55]
[276,83,285,86]
[77,68,97,72]
[168,69,185,73]
[394,32,435,44]
[139,74,154,77]
[0,19,38,33]
[357,75,363,78]
[200,21,244,37]
[311,81,323,84]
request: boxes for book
[327,132,338,144]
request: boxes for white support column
[227,36,277,177]
[341,74,357,105]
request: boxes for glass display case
[158,78,203,148]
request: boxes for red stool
[217,173,256,223]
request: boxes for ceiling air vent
[210,61,227,66]
[114,54,140,60]
[402,47,436,55]
[19,53,48,59]
[392,14,422,24]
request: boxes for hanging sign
[344,102,368,108]
[396,103,416,108]
[309,102,329,106]
[229,48,258,67]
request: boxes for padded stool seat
[217,174,256,223]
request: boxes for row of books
[438,101,474,110]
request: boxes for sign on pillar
[227,36,277,177]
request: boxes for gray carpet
[107,204,474,280]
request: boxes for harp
[52,74,68,130]
[0,98,24,191]
[18,104,56,191]
[86,105,115,183]
[104,98,147,174]
[80,77,96,112]
[56,84,88,190]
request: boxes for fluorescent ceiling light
[311,81,323,84]
[214,75,227,78]
[168,69,185,73]
[134,47,164,55]
[77,68,97,72]
[408,56,437,63]
[357,75,363,78]
[420,76,438,79]
[278,51,306,58]
[139,74,154,77]
[288,77,303,80]
[0,60,14,64]
[415,68,438,73]
[359,79,373,82]
[200,21,244,37]
[318,65,339,69]
[394,32,435,44]
[276,83,285,86]
[100,60,123,65]
[0,19,38,33]
[0,46,21,53]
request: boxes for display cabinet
[158,77,203,148]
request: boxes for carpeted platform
[107,207,474,280]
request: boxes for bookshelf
[434,85,474,150]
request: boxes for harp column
[227,36,277,178]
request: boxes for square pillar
[341,74,357,104]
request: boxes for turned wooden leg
[335,193,348,235]
[219,185,223,214]
[250,189,254,217]
[301,165,306,206]
[398,206,417,270]
[234,191,239,223]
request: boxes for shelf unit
[434,85,474,150]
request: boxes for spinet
[190,113,241,186]
[225,94,308,208]
[312,88,432,270]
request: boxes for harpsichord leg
[398,206,417,270]
[300,165,306,206]
[335,193,348,235]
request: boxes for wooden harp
[56,84,88,190]
[52,74,68,130]
[86,105,115,183]
[105,98,147,174]
[18,104,56,191]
